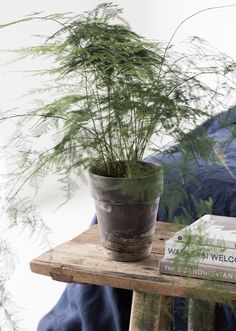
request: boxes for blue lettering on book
[167,248,236,263]
[167,247,208,258]
[167,248,178,254]
[210,254,236,263]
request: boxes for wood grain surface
[30,222,236,302]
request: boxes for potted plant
[1,3,236,262]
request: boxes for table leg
[190,300,224,331]
[129,291,173,331]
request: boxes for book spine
[172,233,236,249]
[165,240,236,267]
[159,258,236,284]
[172,230,236,250]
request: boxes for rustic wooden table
[30,222,236,331]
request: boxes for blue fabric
[38,108,236,331]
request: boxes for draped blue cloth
[38,108,236,331]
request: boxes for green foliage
[0,240,19,331]
[0,2,235,222]
[0,285,20,331]
[0,3,236,329]
[1,3,236,182]
[134,292,160,330]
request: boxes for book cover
[172,214,236,249]
[159,258,236,284]
[164,238,236,267]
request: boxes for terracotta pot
[89,161,163,261]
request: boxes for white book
[159,258,236,284]
[164,238,236,267]
[172,214,236,249]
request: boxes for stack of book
[159,214,236,283]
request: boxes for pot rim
[89,160,163,180]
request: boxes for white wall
[1,1,236,330]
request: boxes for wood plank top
[30,222,236,302]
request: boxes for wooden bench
[30,222,236,331]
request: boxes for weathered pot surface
[89,161,163,262]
